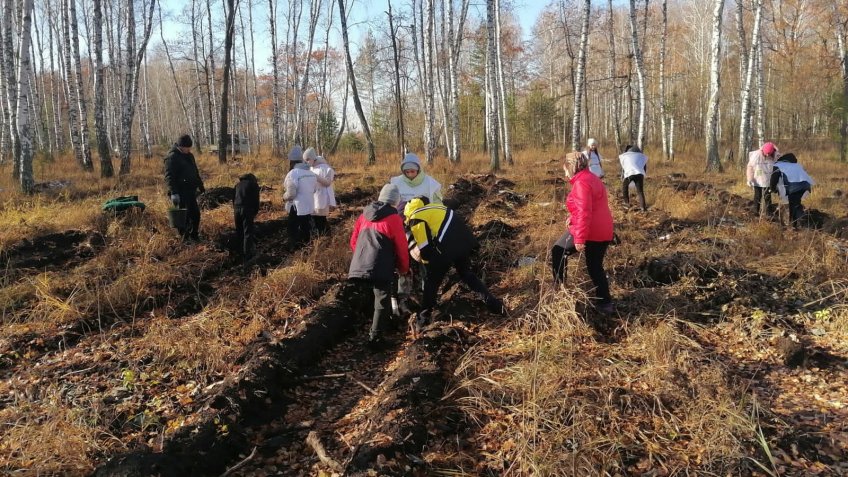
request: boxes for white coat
[618,151,648,179]
[746,150,775,188]
[283,164,318,215]
[582,150,604,178]
[310,159,337,216]
[389,174,442,204]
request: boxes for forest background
[0,0,847,189]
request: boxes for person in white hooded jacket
[304,147,336,234]
[283,151,318,244]
[769,153,814,228]
[582,138,605,178]
[618,145,648,211]
[389,153,443,212]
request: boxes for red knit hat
[761,142,776,156]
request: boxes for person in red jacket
[551,151,615,314]
[349,184,410,347]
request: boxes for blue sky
[155,0,550,74]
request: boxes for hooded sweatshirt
[310,157,337,216]
[389,154,443,208]
[234,173,260,212]
[348,202,410,282]
[769,153,814,201]
[283,163,318,215]
[618,147,648,179]
[746,149,776,187]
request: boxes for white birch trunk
[836,10,847,162]
[292,0,321,145]
[736,0,762,165]
[705,0,726,171]
[0,0,15,162]
[67,0,93,171]
[269,0,281,155]
[247,0,260,150]
[446,0,469,163]
[607,0,621,152]
[118,0,155,175]
[628,0,647,150]
[93,0,112,176]
[486,0,499,170]
[60,0,85,169]
[17,0,34,193]
[755,35,765,143]
[659,0,669,159]
[206,0,217,140]
[571,0,590,151]
[424,0,436,163]
[494,0,512,164]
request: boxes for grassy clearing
[1,145,847,474]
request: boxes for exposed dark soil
[1,229,106,271]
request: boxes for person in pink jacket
[551,151,615,314]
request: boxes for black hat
[177,134,193,148]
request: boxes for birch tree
[218,0,238,164]
[66,0,93,171]
[494,0,513,164]
[118,0,156,175]
[571,0,590,151]
[93,0,113,176]
[292,0,321,145]
[387,1,405,155]
[17,0,35,193]
[736,0,762,165]
[837,8,847,162]
[705,0,726,171]
[486,0,500,170]
[445,0,470,163]
[659,0,669,159]
[628,0,647,150]
[337,0,375,164]
[269,0,281,155]
[1,0,17,164]
[607,0,622,152]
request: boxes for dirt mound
[197,187,235,210]
[2,230,106,270]
[336,186,380,206]
[638,252,720,285]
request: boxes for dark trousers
[178,190,201,240]
[622,174,647,211]
[752,186,773,217]
[421,255,494,317]
[370,280,392,340]
[551,232,612,304]
[787,191,806,227]
[234,207,257,258]
[313,215,329,235]
[287,207,313,245]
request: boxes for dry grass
[0,387,100,475]
[454,293,761,475]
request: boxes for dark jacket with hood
[769,153,813,196]
[234,173,260,212]
[164,144,204,194]
[349,202,410,283]
[403,198,478,264]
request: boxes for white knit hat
[587,138,598,147]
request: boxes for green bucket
[167,208,187,229]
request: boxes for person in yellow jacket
[404,197,506,332]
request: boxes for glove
[170,194,181,207]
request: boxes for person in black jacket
[164,134,205,241]
[404,197,506,332]
[234,173,260,260]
